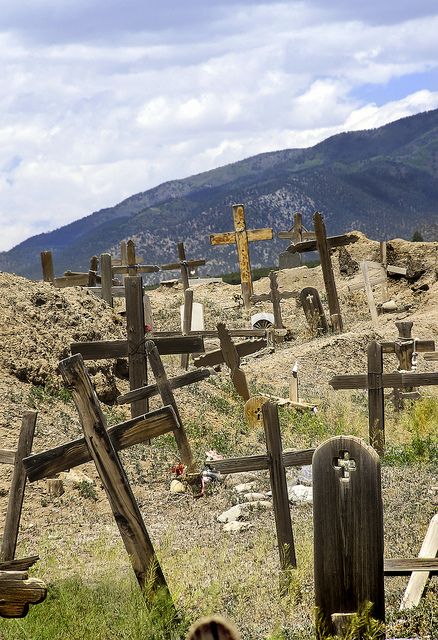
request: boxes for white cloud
[1,2,438,250]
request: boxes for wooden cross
[112,240,159,278]
[40,251,99,288]
[288,213,358,332]
[250,271,298,329]
[112,240,144,267]
[0,412,37,562]
[161,242,206,290]
[330,340,438,455]
[206,402,315,572]
[70,276,204,418]
[24,354,180,594]
[210,204,273,309]
[193,331,267,369]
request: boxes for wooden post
[313,436,385,634]
[262,403,296,571]
[40,251,54,283]
[1,412,37,561]
[360,261,379,326]
[181,288,194,370]
[125,276,148,417]
[58,354,168,592]
[268,271,283,329]
[120,240,128,266]
[100,253,113,306]
[313,212,343,333]
[216,323,250,400]
[145,341,194,470]
[299,287,328,335]
[400,514,438,610]
[367,341,385,455]
[0,570,47,618]
[289,362,298,403]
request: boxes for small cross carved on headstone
[334,451,356,481]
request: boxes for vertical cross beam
[367,341,385,456]
[217,322,250,400]
[58,354,168,593]
[313,436,385,634]
[40,251,54,283]
[313,212,343,333]
[100,253,113,306]
[1,412,37,562]
[233,204,252,308]
[181,288,194,370]
[125,276,148,417]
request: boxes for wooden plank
[193,338,266,368]
[262,402,296,569]
[270,271,283,329]
[360,262,379,326]
[313,436,385,632]
[233,204,253,309]
[300,287,328,335]
[71,335,205,359]
[384,558,438,574]
[288,233,358,254]
[208,448,314,474]
[181,288,194,370]
[367,341,385,455]
[24,406,177,482]
[282,448,314,467]
[117,368,211,405]
[209,231,236,246]
[0,450,16,465]
[424,352,438,361]
[0,556,39,572]
[0,572,47,618]
[330,371,438,390]
[1,412,37,562]
[150,329,267,338]
[100,253,113,306]
[125,276,148,418]
[387,265,407,276]
[40,251,54,283]
[400,514,438,609]
[145,341,194,470]
[161,259,205,271]
[53,274,89,288]
[381,339,435,353]
[58,354,168,592]
[112,265,159,275]
[217,322,250,400]
[246,228,273,242]
[314,213,343,333]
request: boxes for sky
[1,1,438,251]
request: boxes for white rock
[234,481,257,493]
[297,465,313,486]
[242,492,267,502]
[242,500,272,511]
[217,504,243,523]
[288,484,313,504]
[381,300,397,311]
[170,479,185,494]
[223,521,253,533]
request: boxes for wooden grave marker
[193,329,266,370]
[0,570,46,618]
[24,355,183,594]
[250,270,298,330]
[330,340,438,455]
[180,288,194,370]
[313,436,385,634]
[288,213,358,333]
[70,275,204,419]
[207,402,305,572]
[205,323,251,400]
[278,212,315,269]
[210,204,273,309]
[187,615,241,640]
[112,239,159,278]
[40,251,100,288]
[0,412,37,562]
[117,367,211,407]
[161,242,206,289]
[299,287,328,335]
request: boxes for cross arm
[23,406,178,482]
[381,340,435,353]
[330,371,438,390]
[0,450,16,465]
[71,335,205,359]
[117,368,211,405]
[384,558,438,575]
[112,265,160,275]
[193,337,267,367]
[160,259,206,271]
[287,233,358,254]
[205,448,314,474]
[210,231,236,246]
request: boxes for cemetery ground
[0,232,437,639]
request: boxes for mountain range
[2,108,438,280]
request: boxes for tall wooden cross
[0,412,37,562]
[71,276,204,419]
[206,402,315,573]
[288,212,358,333]
[112,240,159,278]
[23,355,183,594]
[278,212,316,244]
[250,271,298,329]
[330,340,438,455]
[161,242,206,290]
[210,204,273,309]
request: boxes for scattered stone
[223,521,253,533]
[288,484,313,504]
[170,479,186,494]
[381,300,398,311]
[234,481,257,493]
[217,504,243,523]
[242,492,267,502]
[297,465,313,486]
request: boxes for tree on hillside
[412,230,424,242]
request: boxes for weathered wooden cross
[41,251,99,288]
[288,212,358,333]
[210,204,273,309]
[206,402,314,572]
[330,340,438,455]
[112,239,159,278]
[0,412,37,562]
[71,276,204,419]
[313,435,438,637]
[161,242,206,290]
[250,271,298,329]
[278,212,316,244]
[23,355,184,593]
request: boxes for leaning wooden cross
[71,276,204,418]
[288,212,358,333]
[250,270,298,330]
[330,341,438,455]
[23,355,183,594]
[0,412,37,562]
[210,204,273,309]
[206,402,314,572]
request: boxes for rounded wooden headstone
[313,436,384,633]
[244,395,269,427]
[186,615,240,640]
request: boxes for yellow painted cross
[210,204,273,308]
